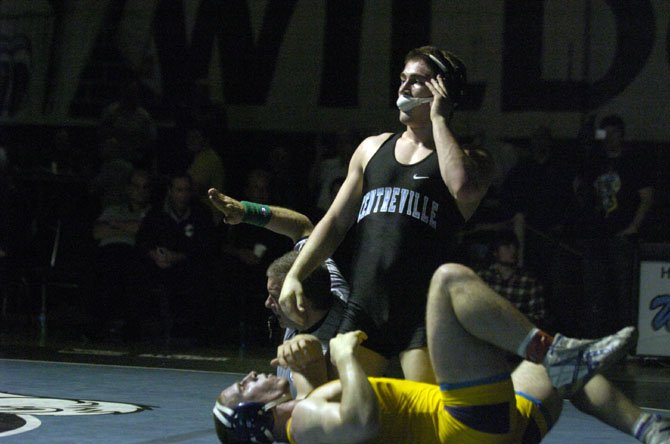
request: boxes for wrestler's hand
[329,331,367,366]
[425,74,453,121]
[207,188,244,224]
[271,334,323,371]
[278,275,307,328]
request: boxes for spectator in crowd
[91,167,152,341]
[40,128,86,176]
[477,230,549,330]
[99,78,157,169]
[569,114,655,337]
[89,137,134,208]
[267,145,304,212]
[308,129,359,216]
[135,171,217,345]
[185,124,226,224]
[501,126,575,277]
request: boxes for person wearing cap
[278,45,494,382]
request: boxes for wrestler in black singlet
[338,133,465,357]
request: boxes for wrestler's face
[220,371,289,405]
[265,276,301,330]
[398,59,435,124]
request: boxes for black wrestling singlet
[339,133,465,356]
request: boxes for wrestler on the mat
[214,260,637,443]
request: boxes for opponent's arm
[271,334,329,399]
[288,332,379,444]
[208,188,313,243]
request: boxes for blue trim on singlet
[439,372,510,391]
[516,390,555,431]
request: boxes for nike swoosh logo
[413,174,430,180]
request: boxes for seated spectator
[89,137,134,208]
[91,167,152,341]
[135,171,217,345]
[477,230,550,330]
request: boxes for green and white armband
[240,201,272,227]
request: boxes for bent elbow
[350,415,380,442]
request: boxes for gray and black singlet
[338,133,465,357]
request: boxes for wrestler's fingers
[208,188,223,203]
[208,189,232,212]
[353,330,368,343]
[428,77,447,97]
[294,292,306,313]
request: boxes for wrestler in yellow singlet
[287,375,552,444]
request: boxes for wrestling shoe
[543,326,636,397]
[638,414,670,444]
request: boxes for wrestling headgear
[427,51,466,107]
[213,393,291,443]
[404,46,467,108]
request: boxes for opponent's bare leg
[426,264,513,384]
[354,345,389,378]
[572,375,670,444]
[512,361,563,424]
[400,348,436,384]
[427,263,636,393]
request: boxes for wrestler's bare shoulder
[355,132,395,166]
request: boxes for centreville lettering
[357,187,438,229]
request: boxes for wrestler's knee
[431,263,476,288]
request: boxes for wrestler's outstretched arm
[208,188,313,243]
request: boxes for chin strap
[263,393,292,411]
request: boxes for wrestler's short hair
[405,45,467,107]
[267,251,333,311]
